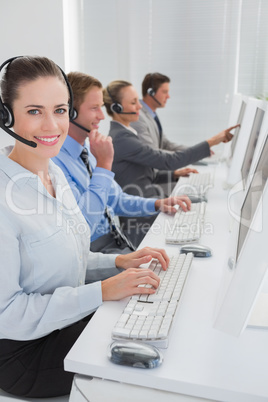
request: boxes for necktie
[154,114,163,146]
[80,148,93,178]
[105,207,136,251]
[80,147,135,250]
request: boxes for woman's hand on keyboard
[155,195,191,214]
[115,247,170,271]
[101,268,160,301]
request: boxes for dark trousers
[120,215,157,248]
[90,216,157,254]
[0,314,94,398]
[90,232,132,254]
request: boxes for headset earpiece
[147,87,155,97]
[110,102,123,114]
[106,85,136,115]
[106,86,123,114]
[147,73,156,97]
[147,73,162,106]
[70,107,78,121]
[0,103,14,128]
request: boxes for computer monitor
[214,133,268,337]
[236,134,268,262]
[245,106,268,192]
[225,98,266,188]
[241,107,265,189]
[229,100,247,159]
[222,93,247,163]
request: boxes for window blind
[63,0,268,145]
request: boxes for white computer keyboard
[176,172,213,195]
[200,153,223,165]
[112,252,194,348]
[165,202,206,244]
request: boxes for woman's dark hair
[1,56,67,108]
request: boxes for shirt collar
[61,135,97,170]
[61,135,87,160]
[0,147,61,195]
[0,147,36,189]
[114,121,138,135]
[140,99,156,118]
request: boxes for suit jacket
[109,121,210,198]
[131,105,186,151]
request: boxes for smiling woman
[9,76,69,184]
[0,56,170,399]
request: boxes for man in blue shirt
[53,72,191,253]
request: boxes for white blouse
[0,150,119,341]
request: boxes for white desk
[64,164,268,402]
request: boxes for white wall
[0,0,65,148]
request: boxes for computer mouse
[188,194,208,203]
[180,244,212,257]
[108,341,163,369]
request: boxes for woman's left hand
[115,247,170,271]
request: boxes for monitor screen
[230,100,247,157]
[236,134,268,262]
[241,107,265,187]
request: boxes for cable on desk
[73,375,93,402]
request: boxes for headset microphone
[147,88,162,106]
[70,119,90,133]
[117,111,137,115]
[0,56,76,148]
[0,118,37,147]
[68,105,91,133]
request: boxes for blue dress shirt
[53,135,158,241]
[140,99,156,119]
[0,149,119,341]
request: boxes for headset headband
[0,56,75,147]
[0,56,75,122]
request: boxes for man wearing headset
[52,72,191,253]
[131,72,234,158]
[128,72,238,196]
[131,73,186,154]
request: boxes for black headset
[146,73,161,106]
[106,85,136,115]
[70,107,90,133]
[147,73,156,97]
[65,88,90,133]
[106,86,123,114]
[0,56,77,148]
